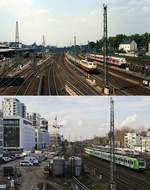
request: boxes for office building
[27,112,41,128]
[3,116,35,151]
[2,98,26,118]
[0,111,3,154]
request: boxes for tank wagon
[85,146,146,171]
[66,53,97,73]
[87,54,127,67]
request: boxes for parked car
[20,160,33,166]
[2,157,11,163]
[32,159,39,166]
[24,156,39,166]
[15,154,22,159]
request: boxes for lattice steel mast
[103,4,109,94]
[15,21,19,49]
[110,97,116,190]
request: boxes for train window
[139,161,145,166]
[129,160,131,164]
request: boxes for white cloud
[0,0,32,9]
[120,114,137,128]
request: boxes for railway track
[83,155,150,190]
[63,59,101,95]
[48,61,59,95]
[66,55,150,95]
[72,177,89,190]
[0,56,57,95]
[16,71,40,95]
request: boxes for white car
[20,160,33,166]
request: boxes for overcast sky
[0,0,150,46]
[0,96,150,141]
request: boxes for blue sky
[0,0,150,46]
[0,96,150,141]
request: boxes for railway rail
[83,155,150,190]
[66,55,150,95]
[72,176,90,190]
[64,59,101,95]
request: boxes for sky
[0,0,150,46]
[0,96,150,141]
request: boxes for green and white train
[85,146,146,171]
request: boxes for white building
[3,116,35,151]
[2,98,26,118]
[148,42,150,55]
[27,112,41,128]
[147,129,150,137]
[35,128,49,150]
[119,40,138,53]
[35,128,43,150]
[0,111,3,154]
[27,114,49,150]
[124,132,141,148]
[142,136,150,152]
[40,118,48,131]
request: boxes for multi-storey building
[27,112,41,128]
[3,116,35,151]
[40,118,48,131]
[0,111,3,155]
[2,98,26,118]
[124,132,142,148]
[27,113,49,150]
[35,128,49,149]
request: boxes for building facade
[3,116,35,151]
[2,98,26,118]
[0,111,3,155]
[142,137,150,152]
[27,113,41,128]
[148,42,150,54]
[40,118,48,131]
[119,40,138,53]
[124,132,142,148]
[27,114,49,150]
[35,128,49,150]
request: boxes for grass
[80,175,109,190]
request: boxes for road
[0,159,62,190]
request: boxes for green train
[85,147,146,170]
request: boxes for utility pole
[103,4,109,95]
[110,97,116,190]
[15,21,20,66]
[74,36,77,55]
[88,40,90,53]
[42,35,46,48]
[15,21,19,49]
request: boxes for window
[3,119,19,126]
